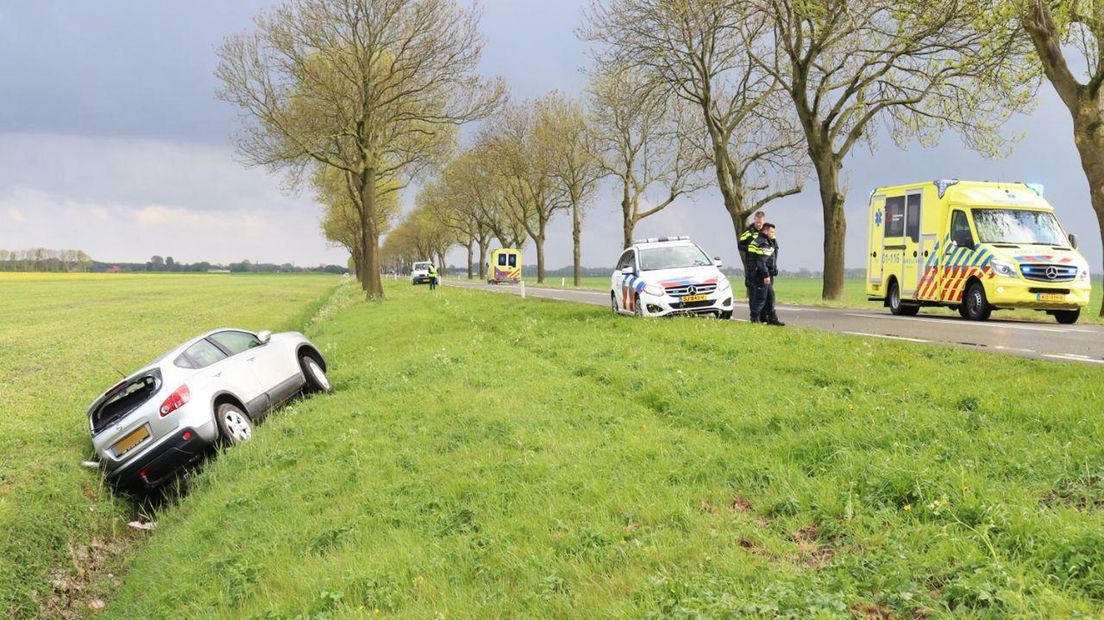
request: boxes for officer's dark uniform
[737,223,763,292]
[762,235,781,324]
[746,231,777,323]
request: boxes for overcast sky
[0,0,1100,272]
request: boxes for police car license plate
[681,294,708,303]
[1037,293,1064,302]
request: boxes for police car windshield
[972,209,1067,246]
[639,245,713,271]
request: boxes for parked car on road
[611,236,733,318]
[866,180,1091,323]
[88,328,331,491]
[411,261,433,285]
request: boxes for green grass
[0,272,339,619]
[106,280,1104,618]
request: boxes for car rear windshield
[91,371,161,434]
[638,245,713,271]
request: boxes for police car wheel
[633,294,643,317]
[610,292,618,314]
[963,282,992,321]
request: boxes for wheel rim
[307,359,331,391]
[223,410,251,442]
[970,289,982,313]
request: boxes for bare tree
[1021,0,1104,316]
[584,0,804,266]
[540,93,603,285]
[752,0,1033,299]
[586,61,710,249]
[484,99,570,283]
[216,0,503,299]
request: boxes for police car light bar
[633,236,690,244]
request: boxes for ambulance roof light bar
[933,179,959,199]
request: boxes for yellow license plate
[681,294,708,303]
[113,426,150,456]
[1037,293,1065,302]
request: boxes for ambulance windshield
[972,209,1067,246]
[639,245,713,271]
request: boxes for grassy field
[0,272,339,619]
[520,275,1104,323]
[103,280,1104,618]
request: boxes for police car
[610,236,733,318]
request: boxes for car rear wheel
[963,281,992,321]
[888,281,919,316]
[216,403,252,444]
[1054,309,1080,324]
[301,355,333,394]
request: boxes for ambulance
[866,180,1091,323]
[487,248,522,284]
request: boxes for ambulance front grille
[1020,264,1077,282]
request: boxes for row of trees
[222,0,1104,314]
[0,249,93,272]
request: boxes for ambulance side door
[882,195,906,295]
[867,194,886,295]
[900,191,923,298]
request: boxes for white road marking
[843,313,1095,334]
[842,331,931,343]
[1042,354,1104,364]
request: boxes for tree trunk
[621,182,633,249]
[466,241,474,280]
[1071,112,1104,316]
[572,203,582,286]
[359,166,384,300]
[812,153,846,300]
[477,236,487,279]
[535,234,546,283]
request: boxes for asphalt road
[443,279,1104,365]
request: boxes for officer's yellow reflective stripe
[748,244,774,256]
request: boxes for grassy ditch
[0,273,339,619]
[109,280,1104,618]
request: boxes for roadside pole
[520,281,526,298]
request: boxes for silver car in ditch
[88,328,331,490]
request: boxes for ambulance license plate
[681,294,708,303]
[113,425,151,457]
[1036,293,1065,302]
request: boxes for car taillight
[159,385,190,417]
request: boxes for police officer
[747,223,783,325]
[427,263,439,290]
[737,211,767,295]
[761,224,783,325]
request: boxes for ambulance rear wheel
[1054,309,1080,324]
[888,281,919,316]
[963,281,992,321]
[956,304,969,318]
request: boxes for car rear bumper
[107,420,217,491]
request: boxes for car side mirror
[1069,233,1078,249]
[257,330,272,344]
[713,257,723,269]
